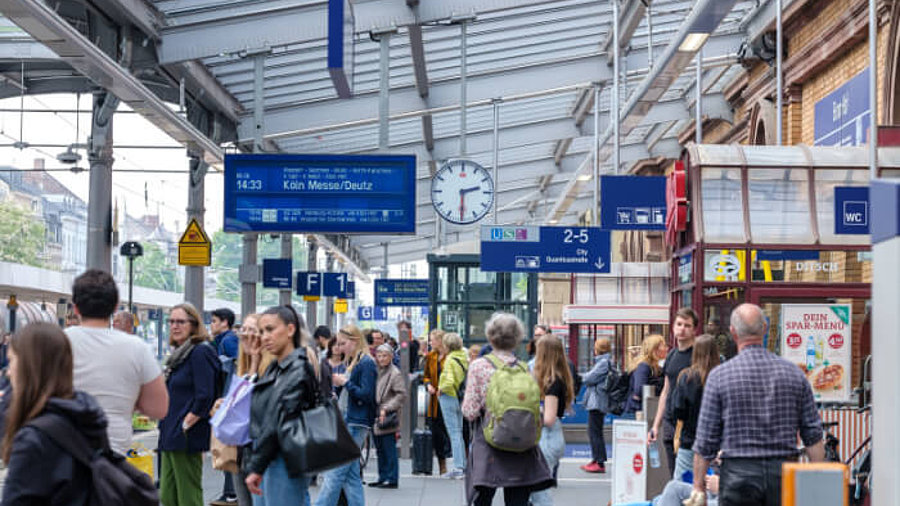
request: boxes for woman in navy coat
[158,303,220,506]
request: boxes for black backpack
[28,414,159,506]
[603,362,631,415]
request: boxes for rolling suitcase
[412,428,433,475]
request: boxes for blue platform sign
[834,186,870,235]
[480,226,611,273]
[815,68,870,146]
[359,306,389,320]
[600,176,666,230]
[358,306,374,321]
[224,154,417,234]
[296,272,322,297]
[323,273,349,298]
[262,259,293,289]
[374,279,429,307]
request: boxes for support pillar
[279,234,292,306]
[306,239,318,329]
[325,253,336,329]
[240,53,266,319]
[185,154,207,311]
[86,91,118,272]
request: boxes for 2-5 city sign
[480,226,611,273]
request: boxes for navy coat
[2,391,107,506]
[344,354,378,427]
[158,342,219,452]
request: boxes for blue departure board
[224,154,417,234]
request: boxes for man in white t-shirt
[66,269,169,455]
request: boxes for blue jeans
[251,456,310,506]
[530,421,565,506]
[673,448,694,482]
[374,433,399,484]
[438,393,466,471]
[314,424,367,506]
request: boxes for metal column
[185,154,207,311]
[869,0,878,178]
[379,33,391,150]
[696,49,703,142]
[492,99,500,224]
[241,54,266,319]
[647,1,654,69]
[776,0,783,145]
[86,91,118,272]
[460,20,468,157]
[611,0,620,174]
[325,253,336,329]
[306,239,318,329]
[279,235,292,306]
[593,84,601,222]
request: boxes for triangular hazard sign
[179,218,211,245]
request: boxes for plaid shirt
[693,345,822,460]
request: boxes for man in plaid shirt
[689,304,824,506]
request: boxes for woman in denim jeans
[529,336,575,506]
[437,332,469,479]
[314,325,377,506]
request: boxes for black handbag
[377,411,400,432]
[278,395,361,475]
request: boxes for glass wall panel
[436,266,466,301]
[701,168,745,242]
[814,169,870,245]
[749,250,872,284]
[748,168,813,244]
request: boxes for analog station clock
[430,159,495,225]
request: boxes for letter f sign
[307,273,320,294]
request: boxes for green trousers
[160,450,203,506]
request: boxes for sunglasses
[169,319,194,326]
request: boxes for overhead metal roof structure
[0,0,781,268]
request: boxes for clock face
[431,159,495,225]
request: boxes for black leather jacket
[243,348,318,475]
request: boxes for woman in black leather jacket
[243,305,319,505]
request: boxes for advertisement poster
[780,304,852,402]
[612,420,647,504]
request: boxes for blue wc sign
[834,186,870,235]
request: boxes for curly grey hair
[485,313,524,351]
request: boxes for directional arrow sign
[480,226,611,273]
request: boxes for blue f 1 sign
[296,272,322,296]
[323,273,349,297]
[834,186,870,235]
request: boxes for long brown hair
[2,323,75,462]
[339,325,368,373]
[679,334,720,386]
[533,336,574,411]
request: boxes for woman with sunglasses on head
[158,303,220,506]
[1,323,107,506]
[244,305,319,505]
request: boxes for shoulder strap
[485,354,501,370]
[27,414,97,468]
[452,356,467,372]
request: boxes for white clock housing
[430,159,495,225]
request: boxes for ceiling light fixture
[679,33,710,52]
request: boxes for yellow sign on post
[178,218,212,266]
[334,299,348,314]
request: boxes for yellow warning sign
[303,296,321,302]
[334,299,348,314]
[178,218,211,266]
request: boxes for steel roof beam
[158,0,594,64]
[601,0,648,62]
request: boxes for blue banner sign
[358,306,388,321]
[327,0,353,98]
[814,68,870,146]
[262,259,293,289]
[224,154,416,234]
[600,176,666,230]
[323,273,349,298]
[296,272,322,296]
[756,250,821,262]
[374,279,430,306]
[834,186,870,235]
[480,226,611,273]
[358,306,374,321]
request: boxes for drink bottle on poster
[780,304,852,402]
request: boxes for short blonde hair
[443,332,463,351]
[485,313,524,351]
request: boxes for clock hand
[459,193,465,219]
[459,186,481,194]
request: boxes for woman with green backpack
[461,313,554,506]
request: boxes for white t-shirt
[66,326,162,454]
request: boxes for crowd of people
[0,267,828,506]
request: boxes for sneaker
[580,461,602,473]
[444,468,465,480]
[209,496,238,506]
